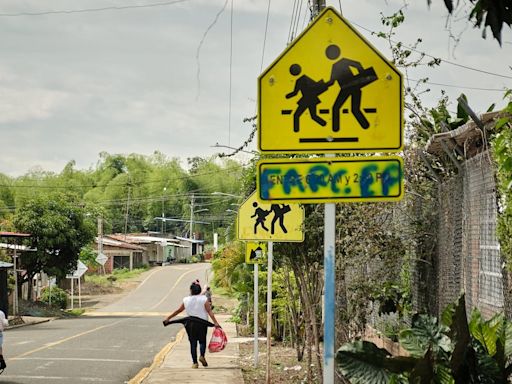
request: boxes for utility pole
[98,217,105,275]
[189,194,195,239]
[162,187,167,234]
[124,180,131,239]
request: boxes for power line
[0,0,188,17]
[407,77,508,92]
[291,0,303,42]
[351,21,512,81]
[259,0,272,73]
[288,0,299,44]
[228,0,234,146]
[195,0,229,101]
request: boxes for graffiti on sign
[257,156,404,203]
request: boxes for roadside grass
[85,267,149,286]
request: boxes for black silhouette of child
[325,44,377,131]
[270,204,289,235]
[286,63,328,132]
[251,202,270,234]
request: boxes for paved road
[3,263,211,384]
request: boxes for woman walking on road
[163,281,220,368]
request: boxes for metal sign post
[246,242,267,368]
[254,262,259,367]
[265,241,273,384]
[324,200,336,384]
[70,277,74,310]
[13,247,18,316]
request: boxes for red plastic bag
[208,327,228,353]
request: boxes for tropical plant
[337,294,512,383]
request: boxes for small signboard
[95,252,108,266]
[246,242,267,264]
[237,191,304,242]
[66,260,88,279]
[257,156,404,203]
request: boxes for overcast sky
[0,0,510,176]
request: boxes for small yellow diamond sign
[237,191,304,242]
[245,242,267,264]
[258,7,403,153]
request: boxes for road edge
[128,328,186,384]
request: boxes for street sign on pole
[245,242,267,264]
[95,252,108,266]
[257,156,404,203]
[258,7,403,154]
[67,260,88,279]
[237,191,304,242]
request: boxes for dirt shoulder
[239,341,318,384]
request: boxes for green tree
[13,193,96,287]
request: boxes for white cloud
[0,0,510,176]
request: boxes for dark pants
[186,321,208,363]
[189,335,207,363]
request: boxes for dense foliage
[337,295,512,383]
[13,193,96,282]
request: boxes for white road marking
[83,311,168,317]
[0,375,115,382]
[150,265,206,310]
[13,357,141,363]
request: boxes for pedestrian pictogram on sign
[258,7,403,153]
[237,191,304,242]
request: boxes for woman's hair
[190,282,201,295]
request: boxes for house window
[113,255,130,269]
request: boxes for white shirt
[0,310,8,332]
[183,295,208,320]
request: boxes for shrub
[40,286,68,309]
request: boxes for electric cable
[0,0,188,16]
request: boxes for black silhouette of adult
[286,63,328,132]
[270,204,289,235]
[251,202,269,234]
[325,44,375,132]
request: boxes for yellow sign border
[257,6,403,154]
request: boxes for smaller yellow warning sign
[245,242,267,264]
[237,191,304,242]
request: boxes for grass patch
[85,267,148,286]
[65,308,85,316]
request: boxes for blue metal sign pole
[324,202,336,384]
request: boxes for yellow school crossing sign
[258,7,403,154]
[245,242,267,264]
[237,191,304,242]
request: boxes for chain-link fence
[435,152,503,317]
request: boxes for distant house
[107,234,190,266]
[94,236,145,273]
[175,236,205,259]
